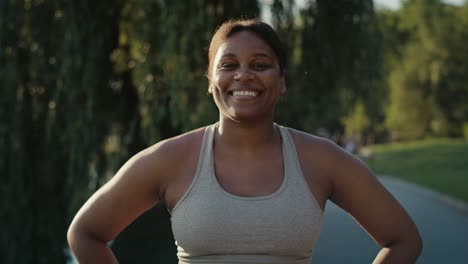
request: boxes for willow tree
[1,1,124,263]
[273,0,382,143]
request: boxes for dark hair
[207,19,286,83]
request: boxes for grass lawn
[360,138,468,203]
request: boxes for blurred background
[1,0,467,263]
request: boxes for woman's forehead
[216,31,275,58]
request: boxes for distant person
[345,138,356,154]
[67,18,422,264]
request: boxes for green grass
[361,138,468,203]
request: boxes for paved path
[311,176,468,264]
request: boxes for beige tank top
[170,123,323,264]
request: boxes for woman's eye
[253,63,270,70]
[219,63,236,70]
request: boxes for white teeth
[232,90,258,97]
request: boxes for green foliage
[463,123,468,140]
[1,1,125,263]
[384,47,435,140]
[343,100,370,139]
[381,0,468,140]
[274,0,383,143]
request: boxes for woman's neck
[215,116,280,154]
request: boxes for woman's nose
[234,67,254,81]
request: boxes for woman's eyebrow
[220,52,272,59]
[252,53,271,58]
[220,53,236,58]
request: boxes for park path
[311,176,468,264]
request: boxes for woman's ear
[279,78,286,95]
[280,85,286,95]
[208,84,213,94]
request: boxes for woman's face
[210,31,285,123]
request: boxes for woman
[67,19,422,264]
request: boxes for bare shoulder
[286,127,371,185]
[285,127,378,199]
[138,126,206,166]
[131,126,206,188]
[133,126,208,209]
[286,127,346,168]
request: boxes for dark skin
[68,31,422,264]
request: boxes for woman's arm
[326,142,422,263]
[67,141,173,263]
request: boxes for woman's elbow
[393,229,423,261]
[405,222,423,258]
[67,220,95,252]
[67,221,81,251]
[412,231,423,258]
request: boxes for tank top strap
[199,122,217,175]
[276,124,318,204]
[277,124,301,178]
[277,125,312,190]
[191,122,218,186]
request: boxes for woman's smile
[231,90,259,97]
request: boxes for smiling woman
[67,18,422,264]
[209,29,286,123]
